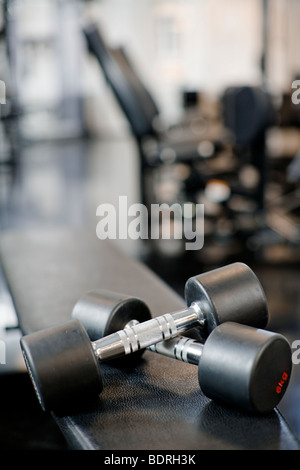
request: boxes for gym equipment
[20,262,272,413]
[72,262,269,348]
[69,265,290,414]
[20,318,292,414]
[148,323,292,414]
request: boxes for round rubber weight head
[198,322,292,414]
[72,289,152,339]
[185,262,269,340]
[72,289,152,366]
[20,319,103,412]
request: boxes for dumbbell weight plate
[198,322,292,414]
[72,290,152,365]
[185,262,268,340]
[20,319,103,412]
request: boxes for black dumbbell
[20,318,292,414]
[71,262,269,366]
[148,324,292,414]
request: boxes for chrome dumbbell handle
[73,263,269,360]
[148,336,202,365]
[92,302,204,362]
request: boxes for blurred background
[1,0,300,449]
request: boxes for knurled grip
[93,313,180,361]
[92,304,203,362]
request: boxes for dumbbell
[20,262,270,412]
[148,324,292,414]
[71,262,269,366]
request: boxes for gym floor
[0,135,300,449]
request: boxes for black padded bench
[0,228,299,450]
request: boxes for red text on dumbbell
[276,372,289,394]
